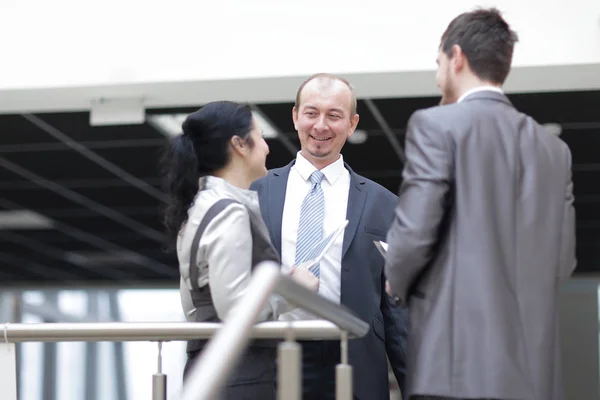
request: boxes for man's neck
[300,151,341,171]
[456,79,502,101]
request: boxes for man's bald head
[295,73,358,116]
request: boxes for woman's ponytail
[160,133,200,246]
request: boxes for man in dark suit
[251,73,408,400]
[385,8,576,400]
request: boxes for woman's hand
[289,267,319,292]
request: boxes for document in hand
[295,219,349,271]
[373,240,388,257]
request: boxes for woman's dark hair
[159,101,254,246]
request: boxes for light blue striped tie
[295,170,325,278]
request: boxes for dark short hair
[159,101,254,245]
[295,73,358,115]
[440,8,518,84]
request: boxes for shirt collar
[202,175,259,205]
[295,152,346,185]
[457,86,504,103]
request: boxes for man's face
[292,80,359,168]
[436,50,459,105]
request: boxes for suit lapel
[268,162,293,255]
[342,166,367,259]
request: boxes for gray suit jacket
[251,161,408,400]
[385,91,576,400]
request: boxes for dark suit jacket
[251,160,408,400]
[385,91,576,400]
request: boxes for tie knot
[309,170,324,185]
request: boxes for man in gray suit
[384,8,576,400]
[252,73,408,400]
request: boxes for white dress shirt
[457,86,504,103]
[279,152,350,321]
[178,176,289,323]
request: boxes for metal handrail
[0,261,370,400]
[273,270,369,336]
[181,261,370,400]
[2,320,350,342]
[2,263,369,344]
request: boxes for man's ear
[451,44,466,72]
[350,113,360,132]
[346,113,360,140]
[292,106,299,131]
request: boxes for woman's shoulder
[191,191,247,223]
[179,192,250,252]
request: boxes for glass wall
[15,288,185,400]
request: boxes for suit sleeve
[362,188,408,393]
[380,271,408,392]
[385,110,452,305]
[558,147,576,281]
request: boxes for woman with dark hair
[160,101,318,399]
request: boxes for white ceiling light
[90,97,145,126]
[251,109,279,139]
[147,113,188,137]
[543,123,563,136]
[0,210,54,230]
[347,129,368,144]
[148,110,280,139]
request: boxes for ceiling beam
[0,138,165,153]
[0,178,160,190]
[0,231,128,280]
[0,156,165,243]
[363,99,405,164]
[0,198,174,278]
[251,104,298,157]
[22,113,167,202]
[0,252,82,281]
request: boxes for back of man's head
[440,8,519,85]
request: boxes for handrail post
[152,341,166,400]
[336,330,352,400]
[277,323,301,400]
[0,340,17,400]
[180,261,282,400]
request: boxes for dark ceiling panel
[561,128,600,143]
[0,160,31,181]
[574,248,600,274]
[257,103,295,132]
[573,170,600,195]
[265,139,297,169]
[355,100,383,131]
[0,150,120,181]
[0,231,99,254]
[508,91,600,124]
[574,202,600,221]
[46,214,162,237]
[371,97,440,129]
[1,188,97,210]
[0,90,597,284]
[93,146,165,179]
[341,136,404,172]
[561,128,600,164]
[35,113,164,141]
[0,115,60,144]
[363,177,401,194]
